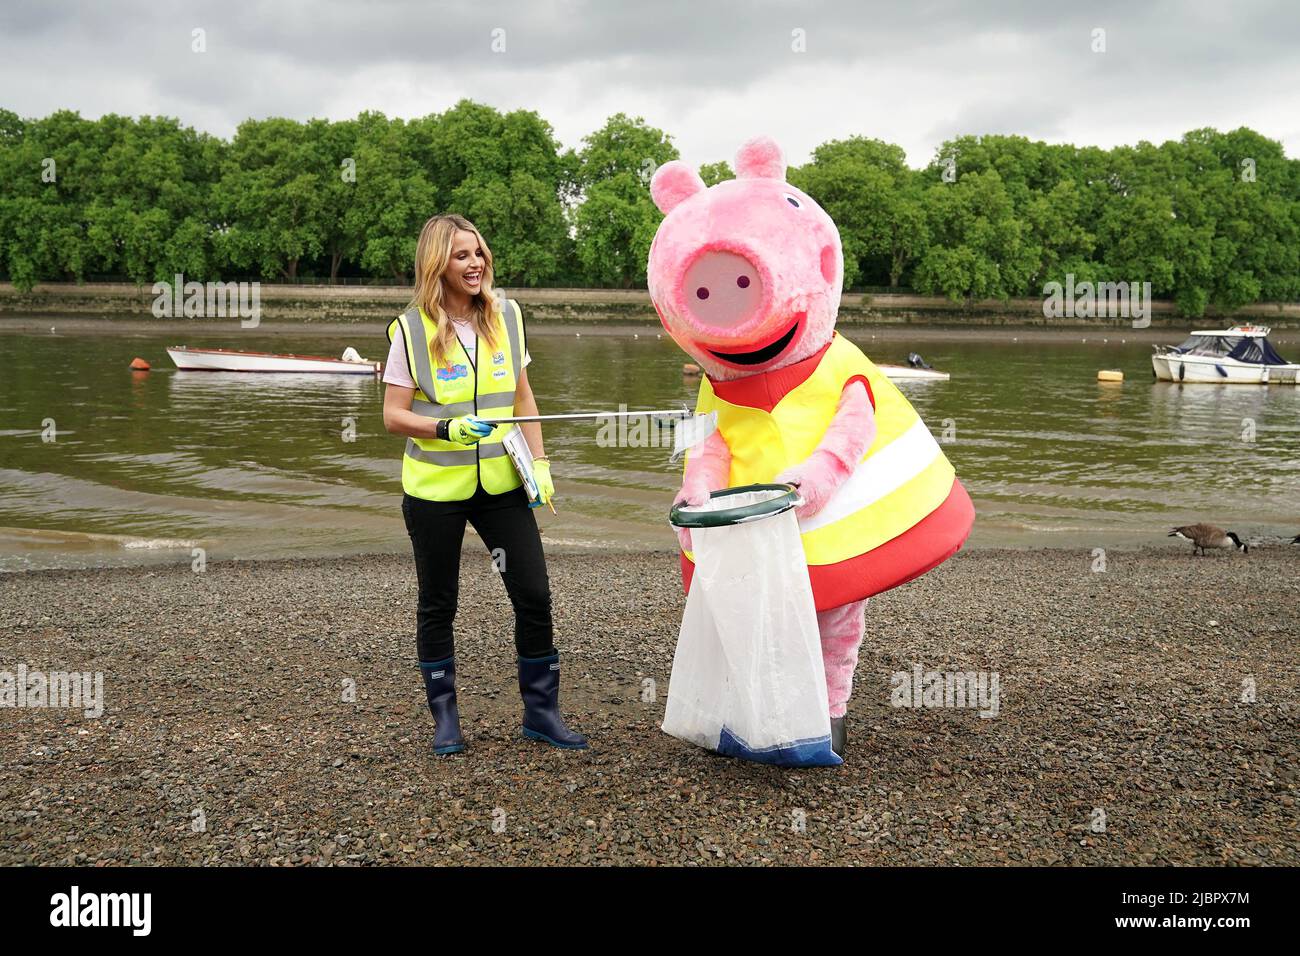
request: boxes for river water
[1,325,1298,571]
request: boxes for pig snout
[683,250,764,331]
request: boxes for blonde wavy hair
[408,213,501,370]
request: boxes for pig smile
[706,314,803,365]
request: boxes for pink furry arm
[776,380,875,518]
[673,429,731,552]
[674,429,731,507]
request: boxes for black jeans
[402,484,556,663]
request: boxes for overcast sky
[2,0,1297,169]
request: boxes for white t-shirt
[383,318,530,389]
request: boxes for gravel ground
[1,545,1297,866]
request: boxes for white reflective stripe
[412,398,474,418]
[401,308,439,399]
[405,440,475,466]
[405,440,510,464]
[500,298,522,378]
[798,418,942,533]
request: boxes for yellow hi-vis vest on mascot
[386,298,527,501]
[680,331,974,611]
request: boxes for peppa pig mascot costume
[648,136,974,759]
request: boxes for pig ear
[650,160,706,214]
[735,136,785,180]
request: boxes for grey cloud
[0,0,1296,164]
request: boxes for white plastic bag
[662,490,840,766]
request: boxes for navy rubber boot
[517,654,588,749]
[419,657,466,755]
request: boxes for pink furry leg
[818,599,867,719]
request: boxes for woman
[382,213,587,754]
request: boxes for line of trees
[1,101,1297,315]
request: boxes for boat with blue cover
[1151,325,1297,384]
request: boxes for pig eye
[783,193,802,208]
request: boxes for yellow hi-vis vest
[681,331,972,607]
[386,298,527,501]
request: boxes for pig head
[647,136,843,381]
[648,135,877,532]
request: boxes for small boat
[167,346,382,375]
[877,364,950,382]
[1152,325,1298,384]
[878,351,950,381]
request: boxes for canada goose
[1169,524,1248,555]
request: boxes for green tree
[0,111,222,288]
[213,118,328,280]
[392,101,574,285]
[573,113,677,287]
[309,117,363,282]
[792,137,928,288]
[345,115,436,283]
[4,108,1300,314]
[912,170,1035,301]
[698,161,733,186]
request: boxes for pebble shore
[2,545,1297,866]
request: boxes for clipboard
[501,426,542,508]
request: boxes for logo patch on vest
[492,368,508,379]
[437,363,469,381]
[492,350,505,365]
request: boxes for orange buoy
[682,363,701,376]
[129,357,151,371]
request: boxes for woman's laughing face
[444,229,485,301]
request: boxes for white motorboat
[167,346,382,375]
[877,364,950,382]
[1152,326,1298,384]
[878,351,951,381]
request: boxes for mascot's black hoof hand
[830,717,846,759]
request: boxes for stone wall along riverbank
[3,282,1298,327]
